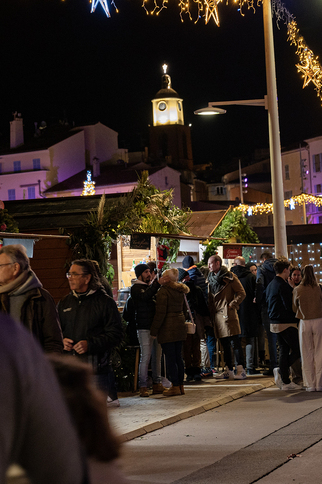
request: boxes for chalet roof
[186,209,230,238]
[44,164,176,194]
[4,195,120,231]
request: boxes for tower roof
[153,64,180,99]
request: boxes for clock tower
[149,64,193,170]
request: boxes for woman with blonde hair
[150,268,190,396]
[293,265,322,392]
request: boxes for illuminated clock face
[158,101,167,111]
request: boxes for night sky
[1,0,322,168]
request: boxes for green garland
[201,209,259,264]
[0,209,19,234]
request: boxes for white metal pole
[262,0,288,257]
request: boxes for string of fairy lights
[88,0,322,103]
[82,171,96,196]
[234,193,322,216]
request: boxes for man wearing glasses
[0,244,63,353]
[58,259,123,406]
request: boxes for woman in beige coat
[207,255,246,380]
[292,265,322,392]
[150,268,190,397]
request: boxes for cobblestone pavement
[108,375,275,442]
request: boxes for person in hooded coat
[231,256,260,375]
[208,255,247,380]
[150,268,190,397]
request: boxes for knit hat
[178,268,188,281]
[134,263,149,279]
[182,255,194,269]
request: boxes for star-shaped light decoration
[204,0,222,26]
[289,198,295,210]
[296,51,321,89]
[91,0,111,17]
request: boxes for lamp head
[194,107,226,115]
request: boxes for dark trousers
[96,365,118,401]
[161,341,184,387]
[276,326,301,384]
[183,333,201,374]
[220,335,245,370]
[261,305,278,369]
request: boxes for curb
[119,380,275,442]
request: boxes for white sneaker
[214,366,234,380]
[281,382,303,391]
[234,365,247,380]
[107,397,120,407]
[273,367,282,389]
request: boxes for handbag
[184,294,196,335]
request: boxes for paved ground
[108,374,275,442]
[109,377,322,483]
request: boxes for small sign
[130,234,151,250]
[223,246,242,259]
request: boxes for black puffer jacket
[231,265,259,337]
[256,258,277,305]
[130,278,160,330]
[266,276,297,324]
[57,288,123,368]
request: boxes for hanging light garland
[234,193,322,216]
[88,0,322,102]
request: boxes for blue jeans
[137,330,162,388]
[206,326,216,369]
[245,337,255,370]
[161,341,184,386]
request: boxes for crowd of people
[1,242,321,481]
[129,251,322,397]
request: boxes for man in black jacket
[256,251,278,375]
[131,263,168,397]
[0,244,63,353]
[266,258,302,391]
[58,259,123,406]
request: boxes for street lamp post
[262,0,287,258]
[194,0,288,258]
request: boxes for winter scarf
[208,266,229,295]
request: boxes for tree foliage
[201,209,259,264]
[0,209,19,233]
[61,171,191,281]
